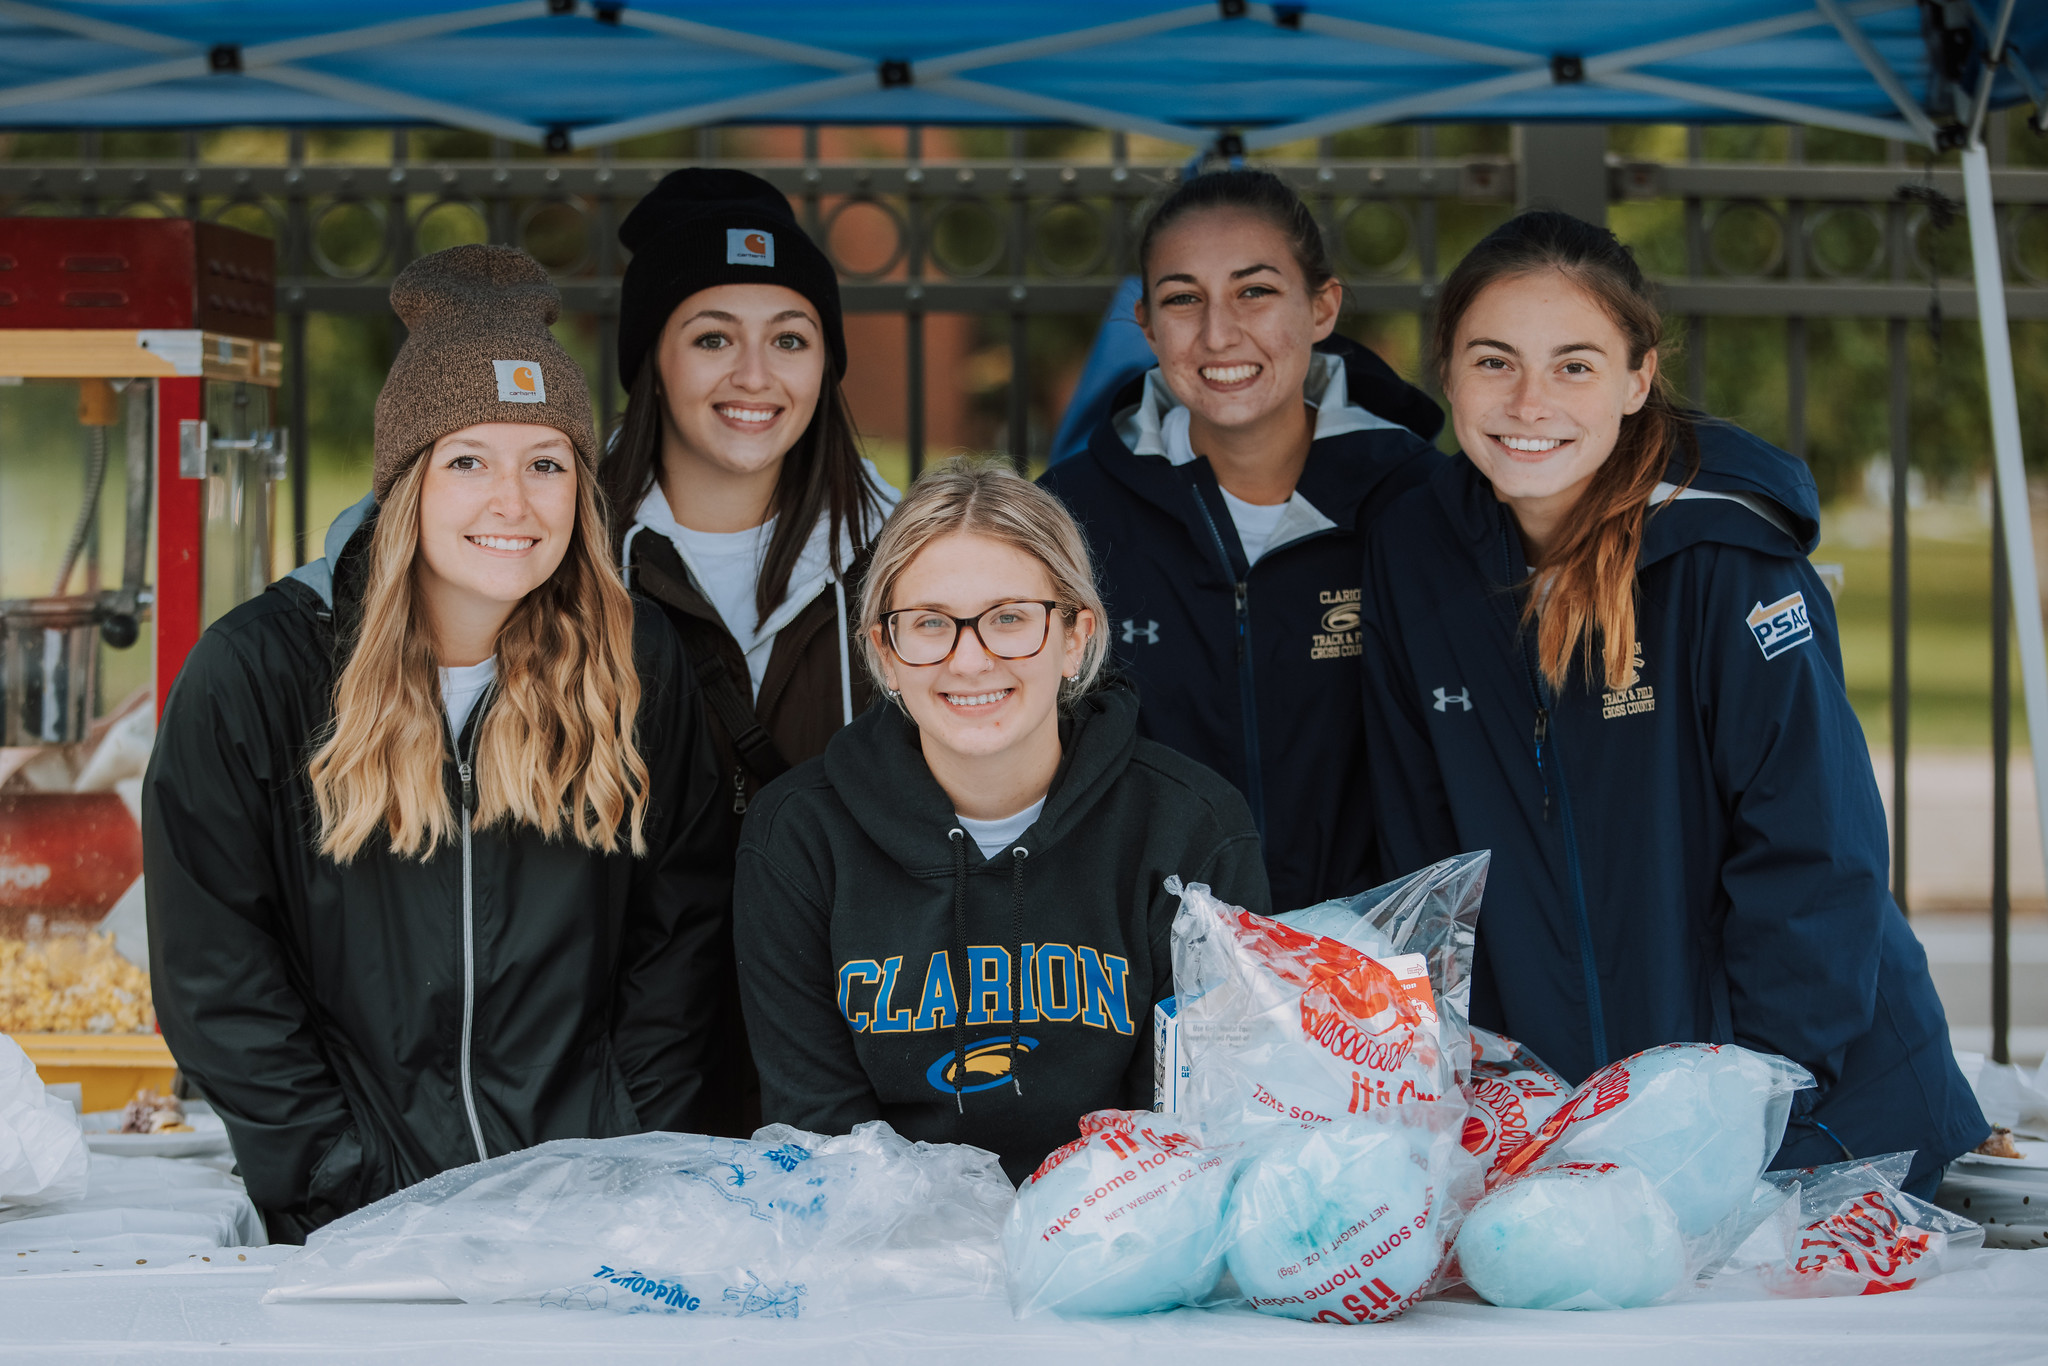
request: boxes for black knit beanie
[616,168,846,391]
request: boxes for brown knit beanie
[371,245,596,501]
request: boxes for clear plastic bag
[1456,1043,1816,1310]
[1461,1026,1571,1179]
[265,1122,1013,1318]
[1003,1110,1238,1318]
[0,1034,88,1209]
[1713,1152,1984,1298]
[1457,1161,1689,1309]
[1274,852,1486,1083]
[1168,880,1455,1131]
[1220,1104,1481,1323]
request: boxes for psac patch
[1746,591,1813,660]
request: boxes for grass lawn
[1817,514,2025,752]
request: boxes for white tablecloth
[1,1249,2042,1365]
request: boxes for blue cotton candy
[1548,1045,1782,1239]
[1003,1114,1234,1317]
[1456,1164,1688,1310]
[1223,1123,1442,1323]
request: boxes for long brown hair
[1431,211,1697,694]
[308,445,649,862]
[600,351,882,626]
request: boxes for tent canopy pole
[1959,139,2048,901]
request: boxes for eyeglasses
[882,600,1068,667]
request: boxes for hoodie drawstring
[1009,847,1028,1096]
[834,576,853,727]
[618,523,646,590]
[948,827,970,1114]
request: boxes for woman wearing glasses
[733,459,1268,1182]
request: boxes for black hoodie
[733,684,1269,1182]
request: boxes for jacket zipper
[1190,486,1266,838]
[1501,520,1610,1070]
[452,707,490,1165]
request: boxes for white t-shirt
[1219,487,1291,566]
[667,518,777,695]
[955,797,1047,860]
[439,657,497,742]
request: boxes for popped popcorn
[0,932,155,1034]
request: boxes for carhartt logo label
[492,359,545,404]
[1747,591,1813,660]
[1601,643,1656,719]
[727,228,774,266]
[1312,587,1363,661]
[1433,687,1471,713]
[1120,619,1159,645]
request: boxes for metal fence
[4,122,2045,1061]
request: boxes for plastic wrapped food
[1169,880,1454,1131]
[1714,1153,1983,1299]
[1274,852,1485,1083]
[1221,1108,1479,1323]
[1003,1110,1237,1317]
[266,1122,1012,1318]
[1456,1162,1689,1309]
[0,1033,89,1208]
[1495,1043,1814,1242]
[1461,1026,1570,1178]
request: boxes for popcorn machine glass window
[0,218,283,1074]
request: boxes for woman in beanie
[734,460,1269,1183]
[602,168,894,1131]
[142,245,733,1242]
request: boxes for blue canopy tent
[4,0,2047,874]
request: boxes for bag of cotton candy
[265,1122,1013,1318]
[1168,880,1455,1131]
[1461,1026,1571,1179]
[1709,1152,1983,1299]
[1220,1103,1482,1323]
[1272,852,1487,1082]
[1003,1110,1238,1317]
[1454,1043,1814,1310]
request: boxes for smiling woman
[1040,170,1443,911]
[1355,212,1988,1198]
[142,245,734,1243]
[733,459,1269,1183]
[599,169,897,1135]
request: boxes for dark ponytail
[1137,169,1335,292]
[1430,210,1696,694]
[599,357,882,625]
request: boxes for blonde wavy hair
[858,456,1109,708]
[307,446,649,862]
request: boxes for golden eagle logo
[926,1036,1039,1094]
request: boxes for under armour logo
[1433,687,1472,712]
[1121,619,1160,645]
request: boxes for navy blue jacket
[1358,423,1986,1195]
[1041,336,1443,910]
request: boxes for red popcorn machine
[0,216,284,942]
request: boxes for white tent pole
[1815,0,1942,144]
[0,0,188,52]
[921,77,1206,147]
[1960,141,2048,896]
[1593,71,1934,145]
